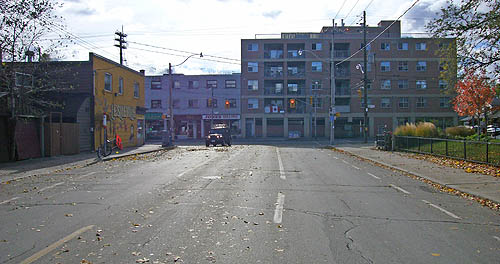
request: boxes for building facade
[145,73,241,140]
[92,53,146,149]
[241,20,457,139]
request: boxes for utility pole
[363,11,369,143]
[114,26,127,65]
[169,63,174,143]
[330,19,336,145]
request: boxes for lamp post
[298,48,335,144]
[169,52,203,144]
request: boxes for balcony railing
[287,70,305,78]
[334,50,350,58]
[264,50,284,59]
[287,51,305,59]
[335,69,350,78]
[264,88,284,95]
[264,70,284,78]
[335,87,350,96]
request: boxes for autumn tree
[427,0,500,82]
[453,69,498,137]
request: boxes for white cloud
[52,0,447,75]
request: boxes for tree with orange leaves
[453,69,498,136]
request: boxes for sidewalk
[336,145,500,204]
[0,143,168,183]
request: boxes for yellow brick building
[91,53,146,150]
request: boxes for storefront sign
[146,112,163,120]
[112,104,136,121]
[202,114,240,120]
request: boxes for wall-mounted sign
[112,104,136,121]
[202,114,240,120]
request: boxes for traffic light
[310,96,313,105]
[289,98,296,108]
[225,100,230,109]
[208,98,212,107]
[357,88,363,98]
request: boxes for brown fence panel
[15,119,41,160]
[61,123,79,155]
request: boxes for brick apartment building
[240,20,458,139]
[145,73,241,140]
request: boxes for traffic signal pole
[363,11,368,143]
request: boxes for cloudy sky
[53,0,448,75]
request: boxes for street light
[298,49,336,145]
[168,52,203,144]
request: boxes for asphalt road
[0,143,499,263]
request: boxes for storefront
[202,114,240,138]
[145,112,166,140]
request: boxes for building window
[248,80,258,90]
[228,98,237,108]
[380,61,390,72]
[381,79,391,90]
[104,73,112,92]
[440,97,450,108]
[248,98,259,109]
[399,97,409,108]
[207,98,218,108]
[311,80,322,90]
[174,80,181,89]
[188,99,199,108]
[312,43,322,50]
[380,42,390,51]
[361,98,373,107]
[225,80,237,88]
[416,80,427,89]
[15,72,33,87]
[248,43,258,51]
[416,97,427,108]
[416,42,426,50]
[398,42,408,50]
[311,62,322,72]
[173,99,180,109]
[439,80,448,90]
[398,79,409,89]
[287,83,298,93]
[398,61,408,71]
[188,80,199,89]
[248,62,258,72]
[207,80,217,88]
[381,97,391,108]
[151,80,161,90]
[416,61,427,71]
[151,100,162,109]
[119,77,124,94]
[134,82,139,98]
[366,82,372,90]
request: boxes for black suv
[205,124,232,147]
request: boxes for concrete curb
[336,147,500,205]
[101,146,176,162]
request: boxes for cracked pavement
[0,142,499,263]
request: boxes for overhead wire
[129,47,241,65]
[335,0,422,66]
[128,41,241,62]
[334,0,349,19]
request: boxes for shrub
[445,126,475,138]
[415,122,438,137]
[394,123,417,136]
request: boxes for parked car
[487,125,500,136]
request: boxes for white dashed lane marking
[0,197,20,205]
[367,173,381,179]
[273,192,285,224]
[276,148,286,180]
[422,200,462,220]
[389,184,411,194]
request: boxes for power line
[344,0,362,21]
[335,0,422,66]
[128,41,241,62]
[334,0,349,19]
[129,47,241,65]
[364,0,376,11]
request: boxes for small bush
[394,123,417,136]
[415,122,438,137]
[446,126,475,138]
